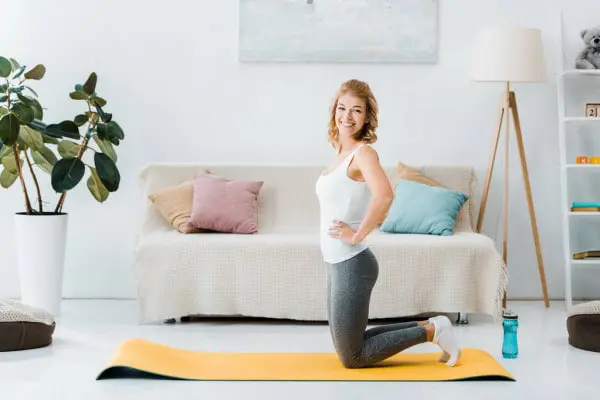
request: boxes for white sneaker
[428,315,461,367]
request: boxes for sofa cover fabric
[134,163,508,324]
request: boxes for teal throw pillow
[381,179,469,236]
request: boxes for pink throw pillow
[188,173,264,234]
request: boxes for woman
[315,79,461,369]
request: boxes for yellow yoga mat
[96,338,515,382]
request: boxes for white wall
[1,0,599,302]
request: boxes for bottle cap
[503,310,518,319]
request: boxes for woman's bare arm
[350,145,394,245]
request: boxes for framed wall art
[238,0,439,63]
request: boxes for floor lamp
[472,27,550,309]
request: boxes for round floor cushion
[0,299,56,352]
[567,300,600,353]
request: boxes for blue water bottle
[502,310,519,359]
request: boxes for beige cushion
[149,170,211,234]
[392,161,444,188]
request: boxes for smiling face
[328,79,379,151]
[335,94,368,139]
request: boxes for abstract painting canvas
[238,0,438,63]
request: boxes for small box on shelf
[585,102,600,117]
[576,156,600,164]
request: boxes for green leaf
[107,121,124,140]
[2,153,20,173]
[0,113,20,146]
[24,85,38,98]
[0,95,7,103]
[96,105,112,123]
[97,121,124,143]
[20,125,43,151]
[74,114,88,127]
[0,167,18,188]
[11,103,34,124]
[31,152,52,173]
[11,65,26,80]
[39,145,57,164]
[31,146,57,174]
[57,140,81,158]
[69,90,88,100]
[83,72,97,95]
[87,166,109,202]
[45,120,80,139]
[9,58,20,70]
[30,98,43,119]
[27,118,47,133]
[93,134,117,162]
[42,133,59,144]
[0,57,12,78]
[16,93,33,104]
[96,123,108,140]
[94,152,119,192]
[0,84,7,92]
[89,96,107,107]
[51,157,85,192]
[0,144,11,159]
[9,86,24,94]
[16,93,42,117]
[23,64,46,80]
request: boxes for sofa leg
[164,318,177,324]
[456,312,469,325]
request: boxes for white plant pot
[14,212,68,316]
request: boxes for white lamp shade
[472,27,546,83]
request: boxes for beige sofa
[133,163,507,324]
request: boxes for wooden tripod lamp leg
[476,90,510,310]
[502,84,511,310]
[509,91,551,308]
[476,92,507,233]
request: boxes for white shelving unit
[558,11,600,311]
[557,69,600,311]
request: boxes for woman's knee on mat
[337,352,366,369]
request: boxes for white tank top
[315,144,371,264]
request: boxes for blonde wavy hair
[328,79,379,152]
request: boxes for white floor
[0,300,598,399]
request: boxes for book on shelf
[572,201,600,208]
[571,207,600,212]
[573,250,600,259]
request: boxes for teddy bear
[576,26,600,69]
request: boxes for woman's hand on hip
[328,220,357,245]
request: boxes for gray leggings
[327,248,427,368]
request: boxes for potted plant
[0,56,124,315]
